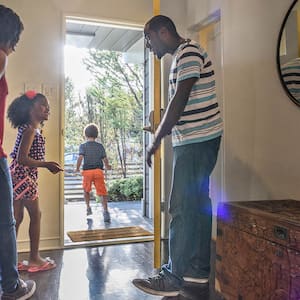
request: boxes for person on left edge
[0,4,36,300]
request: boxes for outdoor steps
[64,162,143,202]
[64,173,95,202]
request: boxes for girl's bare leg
[13,199,25,235]
[24,198,44,266]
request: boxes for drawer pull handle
[275,249,283,257]
[273,226,288,240]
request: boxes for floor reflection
[16,242,218,299]
[86,247,106,300]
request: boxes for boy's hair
[7,93,46,128]
[145,15,179,38]
[84,123,99,138]
[0,5,24,50]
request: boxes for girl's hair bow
[25,90,37,100]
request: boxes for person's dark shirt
[79,141,106,170]
[0,75,8,158]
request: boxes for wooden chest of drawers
[215,200,300,300]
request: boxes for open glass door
[63,16,154,247]
[150,0,162,269]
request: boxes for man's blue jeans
[0,157,19,293]
[161,137,221,287]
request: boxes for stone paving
[64,200,153,245]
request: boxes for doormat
[67,226,153,243]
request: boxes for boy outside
[76,124,111,223]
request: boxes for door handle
[273,225,288,240]
[143,110,155,133]
[143,109,165,134]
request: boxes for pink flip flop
[27,257,56,273]
[18,260,30,271]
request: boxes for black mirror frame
[276,0,300,107]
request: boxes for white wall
[186,0,300,206]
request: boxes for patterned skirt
[10,160,39,201]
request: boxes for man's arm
[147,76,197,167]
[154,77,197,144]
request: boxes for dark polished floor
[16,241,220,300]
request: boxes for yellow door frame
[152,0,161,269]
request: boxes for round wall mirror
[277,0,300,107]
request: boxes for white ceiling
[65,19,144,53]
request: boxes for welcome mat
[67,226,153,243]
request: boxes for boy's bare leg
[101,195,110,222]
[101,195,109,211]
[84,191,92,215]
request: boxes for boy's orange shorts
[81,169,107,196]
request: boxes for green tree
[64,50,143,178]
[64,77,86,152]
[83,50,143,177]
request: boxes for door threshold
[64,235,154,249]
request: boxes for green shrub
[107,176,143,201]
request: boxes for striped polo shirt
[281,58,300,103]
[169,39,223,147]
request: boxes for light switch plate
[42,84,57,100]
[24,83,42,93]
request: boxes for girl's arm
[103,157,111,170]
[17,126,63,173]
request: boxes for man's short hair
[146,15,179,38]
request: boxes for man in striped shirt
[133,15,223,297]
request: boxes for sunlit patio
[64,200,153,246]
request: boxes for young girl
[7,90,63,273]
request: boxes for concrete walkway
[64,200,153,245]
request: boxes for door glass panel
[63,17,153,246]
